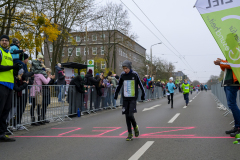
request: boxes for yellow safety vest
[0,47,14,83]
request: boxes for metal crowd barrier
[6,85,166,134]
[211,83,240,126]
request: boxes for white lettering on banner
[195,0,240,14]
[207,16,230,51]
[229,47,240,61]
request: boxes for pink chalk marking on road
[146,127,195,129]
[58,128,81,136]
[119,128,133,136]
[141,127,195,137]
[92,127,121,136]
[14,135,233,139]
[52,127,79,129]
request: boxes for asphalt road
[1,91,239,160]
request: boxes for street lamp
[146,65,149,76]
[151,42,162,77]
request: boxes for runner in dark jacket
[114,60,145,141]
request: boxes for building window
[92,34,97,41]
[101,34,105,40]
[119,61,122,69]
[76,36,81,42]
[101,46,104,55]
[68,48,72,56]
[92,47,97,55]
[49,44,53,52]
[76,48,80,56]
[84,36,89,41]
[123,52,126,58]
[62,49,65,57]
[84,47,89,55]
[119,48,122,56]
[68,37,72,42]
[50,58,52,62]
[101,61,106,69]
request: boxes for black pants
[16,95,27,124]
[168,93,174,107]
[30,98,41,118]
[0,85,13,135]
[125,113,137,134]
[41,102,49,120]
[124,100,137,134]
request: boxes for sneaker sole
[126,139,133,141]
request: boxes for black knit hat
[19,53,29,61]
[0,35,9,41]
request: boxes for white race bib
[124,80,135,97]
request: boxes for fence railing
[211,83,240,125]
[7,85,169,134]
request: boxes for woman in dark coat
[41,68,55,123]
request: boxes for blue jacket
[166,82,176,93]
[10,44,19,54]
[13,59,28,73]
[147,77,151,86]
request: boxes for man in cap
[0,35,21,142]
[114,60,145,141]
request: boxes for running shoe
[126,133,133,141]
[0,135,16,142]
[134,125,140,137]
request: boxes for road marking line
[189,100,192,103]
[183,106,187,108]
[168,113,181,123]
[142,105,161,112]
[128,141,154,160]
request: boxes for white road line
[183,106,187,109]
[142,105,161,112]
[168,113,181,123]
[189,100,192,103]
[128,141,154,160]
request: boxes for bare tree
[89,2,137,72]
[43,0,95,71]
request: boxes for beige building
[44,30,146,76]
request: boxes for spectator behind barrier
[13,69,29,130]
[214,58,240,137]
[30,70,53,126]
[10,38,26,61]
[55,63,62,81]
[41,68,55,123]
[85,69,101,86]
[57,67,65,102]
[67,75,84,116]
[32,54,47,78]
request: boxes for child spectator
[32,54,47,78]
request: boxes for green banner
[195,0,240,81]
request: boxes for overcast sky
[96,0,225,82]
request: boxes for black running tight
[125,113,137,134]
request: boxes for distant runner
[181,79,190,106]
[166,77,176,109]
